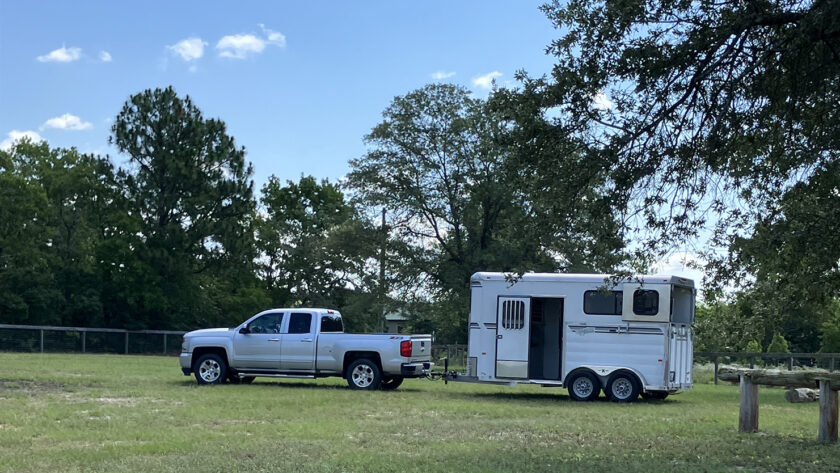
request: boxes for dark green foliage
[767,333,790,354]
[348,84,626,342]
[531,0,840,298]
[256,175,381,331]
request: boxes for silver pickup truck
[179,308,434,390]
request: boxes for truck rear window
[320,314,343,332]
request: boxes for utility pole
[378,208,387,333]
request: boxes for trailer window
[633,290,659,316]
[501,300,525,330]
[583,290,622,315]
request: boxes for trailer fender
[575,365,647,387]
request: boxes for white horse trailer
[450,272,695,402]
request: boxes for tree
[110,86,265,328]
[767,333,790,354]
[348,84,626,342]
[256,175,378,316]
[526,1,840,303]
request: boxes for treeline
[0,85,623,341]
[3,1,839,348]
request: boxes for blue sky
[0,1,558,187]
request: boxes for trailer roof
[471,272,695,287]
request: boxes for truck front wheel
[346,359,382,390]
[194,353,227,385]
[380,376,404,391]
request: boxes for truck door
[280,312,316,372]
[495,297,530,379]
[232,312,284,370]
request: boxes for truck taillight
[400,340,412,357]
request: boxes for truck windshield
[320,314,343,332]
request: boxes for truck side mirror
[239,326,250,334]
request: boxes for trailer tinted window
[320,314,343,332]
[583,290,622,315]
[501,300,525,330]
[633,290,659,315]
[288,313,313,334]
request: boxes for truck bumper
[401,362,434,378]
[179,353,192,375]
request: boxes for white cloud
[472,71,502,90]
[217,25,286,59]
[592,90,614,110]
[99,51,112,62]
[259,24,287,47]
[41,113,92,131]
[37,46,82,63]
[0,130,43,151]
[651,252,705,290]
[168,37,207,62]
[430,70,456,80]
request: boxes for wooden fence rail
[718,367,839,444]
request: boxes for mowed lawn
[0,354,836,473]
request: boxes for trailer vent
[467,357,477,377]
[501,300,525,330]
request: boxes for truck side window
[633,289,659,316]
[249,313,284,334]
[320,315,343,332]
[288,313,313,334]
[583,290,622,315]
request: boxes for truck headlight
[181,338,189,352]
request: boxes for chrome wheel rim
[199,359,221,382]
[572,377,594,398]
[351,364,374,387]
[612,377,633,399]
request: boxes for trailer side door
[495,297,530,379]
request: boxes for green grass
[0,353,836,472]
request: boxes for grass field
[0,353,837,472]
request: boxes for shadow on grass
[167,379,425,392]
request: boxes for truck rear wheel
[346,358,382,390]
[194,353,227,385]
[380,376,404,390]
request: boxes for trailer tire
[605,371,641,403]
[566,371,600,401]
[346,358,382,390]
[380,376,404,391]
[641,390,668,400]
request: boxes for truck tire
[346,358,382,390]
[605,371,641,403]
[380,376,404,391]
[194,353,227,385]
[566,371,600,401]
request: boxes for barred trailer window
[501,300,525,330]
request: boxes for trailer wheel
[641,390,668,400]
[380,376,404,391]
[606,372,641,403]
[567,371,600,401]
[346,358,382,390]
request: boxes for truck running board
[237,373,316,379]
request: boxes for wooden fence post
[714,356,719,385]
[739,375,759,433]
[818,380,838,444]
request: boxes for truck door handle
[268,338,280,342]
[301,338,313,343]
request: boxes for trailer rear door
[495,297,530,379]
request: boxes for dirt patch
[0,379,67,394]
